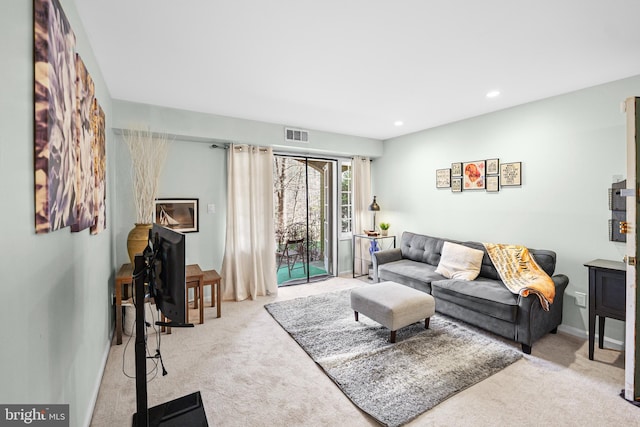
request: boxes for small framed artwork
[451,162,462,177]
[486,176,499,192]
[500,162,522,186]
[451,178,462,193]
[436,168,451,188]
[486,158,499,175]
[462,160,486,190]
[154,198,199,233]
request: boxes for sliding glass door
[274,155,335,286]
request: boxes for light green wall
[112,100,384,277]
[374,75,640,344]
[4,1,636,423]
[0,1,115,426]
[112,100,383,157]
[114,137,227,272]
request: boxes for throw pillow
[435,241,484,280]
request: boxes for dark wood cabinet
[584,259,626,360]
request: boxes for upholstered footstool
[350,281,436,343]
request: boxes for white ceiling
[74,0,640,140]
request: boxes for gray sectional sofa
[371,231,569,353]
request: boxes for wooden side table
[584,259,626,360]
[113,263,208,345]
[203,269,222,318]
[185,264,205,325]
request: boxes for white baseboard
[557,324,624,351]
[83,331,113,427]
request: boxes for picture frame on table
[154,198,199,233]
[500,162,522,186]
[486,176,499,192]
[451,178,462,193]
[451,162,462,177]
[486,158,499,175]
[436,168,451,188]
[462,160,486,190]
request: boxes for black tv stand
[133,391,207,427]
[132,255,208,427]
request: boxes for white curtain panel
[221,144,278,301]
[352,156,372,234]
[352,156,372,276]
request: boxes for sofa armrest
[371,248,403,282]
[516,274,569,347]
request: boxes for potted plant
[379,222,390,236]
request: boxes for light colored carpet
[265,289,522,427]
[90,276,639,426]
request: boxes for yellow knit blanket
[483,243,555,311]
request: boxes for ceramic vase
[127,223,152,265]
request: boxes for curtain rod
[210,142,372,160]
[210,143,269,152]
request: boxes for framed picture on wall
[154,198,199,233]
[486,176,499,192]
[462,160,486,190]
[500,162,522,186]
[436,168,451,188]
[451,177,462,193]
[486,158,499,175]
[451,162,462,177]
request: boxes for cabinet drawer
[594,269,626,320]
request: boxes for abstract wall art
[34,0,107,235]
[34,0,78,233]
[71,53,95,232]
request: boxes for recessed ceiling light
[486,90,500,98]
[394,120,404,126]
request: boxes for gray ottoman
[350,281,436,343]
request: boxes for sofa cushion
[461,241,557,279]
[400,232,446,266]
[435,242,484,280]
[378,259,446,294]
[431,278,519,322]
[528,249,556,276]
[461,241,501,280]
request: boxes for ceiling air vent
[284,127,309,143]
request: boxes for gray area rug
[265,289,523,427]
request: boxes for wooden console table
[584,259,626,360]
[114,263,205,345]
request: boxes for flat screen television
[134,225,206,426]
[147,223,187,325]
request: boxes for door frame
[625,97,640,403]
[273,153,339,284]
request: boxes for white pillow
[435,242,484,280]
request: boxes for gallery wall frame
[486,175,500,192]
[436,168,451,188]
[500,162,522,186]
[451,178,462,193]
[462,160,486,190]
[486,158,499,175]
[154,198,199,233]
[451,162,462,177]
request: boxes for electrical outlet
[575,292,587,308]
